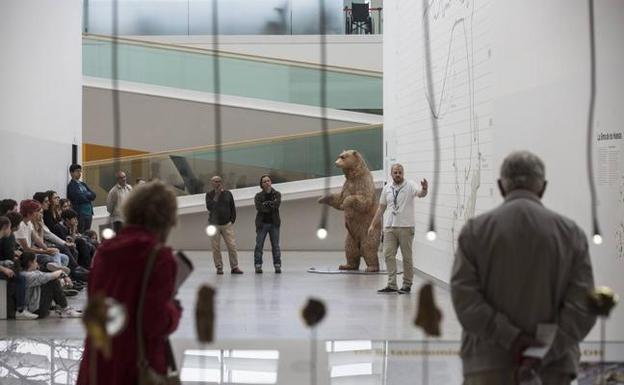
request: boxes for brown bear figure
[318,150,380,272]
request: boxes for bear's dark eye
[339,155,345,159]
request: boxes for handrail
[83,33,382,78]
[83,123,382,166]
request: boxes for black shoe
[216,268,224,275]
[377,287,398,294]
[274,266,281,274]
[231,267,243,274]
[63,289,79,297]
[398,286,411,294]
[255,266,263,274]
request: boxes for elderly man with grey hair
[451,151,596,385]
[106,170,133,233]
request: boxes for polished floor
[1,251,462,341]
[1,251,622,384]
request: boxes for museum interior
[1,0,623,384]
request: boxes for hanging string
[317,0,330,239]
[111,0,121,182]
[101,0,121,240]
[212,0,223,178]
[421,0,440,241]
[586,0,602,245]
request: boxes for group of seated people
[0,192,99,320]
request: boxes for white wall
[385,0,624,340]
[0,1,82,200]
[132,35,383,72]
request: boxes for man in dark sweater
[205,176,242,275]
[253,175,282,274]
[66,164,96,233]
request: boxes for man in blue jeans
[253,175,282,274]
[67,164,96,233]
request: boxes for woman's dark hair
[61,209,79,221]
[45,190,57,203]
[0,216,9,231]
[32,192,47,204]
[0,199,18,216]
[259,174,271,187]
[20,252,36,271]
[6,211,23,230]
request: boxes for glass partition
[83,35,382,113]
[2,338,622,384]
[84,0,345,35]
[83,124,383,206]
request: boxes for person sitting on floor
[32,192,89,286]
[53,209,95,269]
[20,252,81,319]
[0,216,38,320]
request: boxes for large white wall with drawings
[385,0,624,340]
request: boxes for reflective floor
[1,251,622,384]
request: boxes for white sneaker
[15,309,39,320]
[56,306,83,318]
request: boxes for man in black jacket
[253,175,282,274]
[205,176,243,275]
[66,164,96,233]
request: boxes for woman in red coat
[77,181,182,385]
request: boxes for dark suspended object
[414,282,443,337]
[302,297,326,385]
[196,285,217,343]
[588,286,619,317]
[587,286,618,385]
[102,0,121,241]
[302,298,327,327]
[413,282,442,385]
[82,293,128,359]
[83,293,128,385]
[205,0,223,239]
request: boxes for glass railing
[83,124,382,206]
[83,0,348,36]
[83,35,383,113]
[2,338,622,385]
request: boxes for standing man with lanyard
[206,176,243,275]
[369,164,428,294]
[253,174,282,274]
[67,164,96,233]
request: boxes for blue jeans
[254,223,281,267]
[78,214,93,233]
[36,252,69,267]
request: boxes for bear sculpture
[318,150,380,272]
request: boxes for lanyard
[391,184,406,212]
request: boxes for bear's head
[335,150,368,172]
